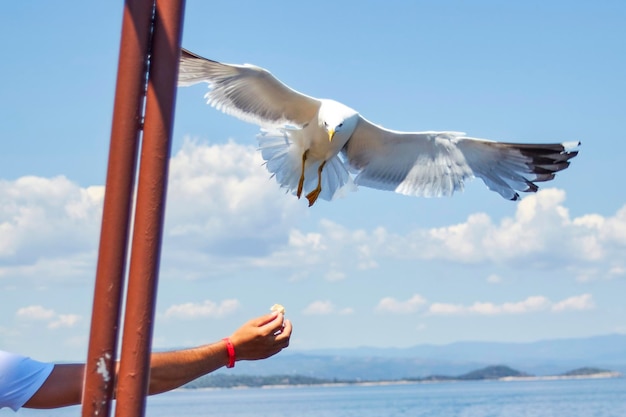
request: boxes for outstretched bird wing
[179,49,320,128]
[343,116,579,200]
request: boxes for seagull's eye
[323,121,328,127]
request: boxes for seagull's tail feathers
[458,138,580,200]
[178,48,217,86]
[257,128,355,201]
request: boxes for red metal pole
[114,1,185,416]
[81,1,153,416]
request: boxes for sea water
[4,377,626,417]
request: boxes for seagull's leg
[305,160,327,207]
[296,150,309,199]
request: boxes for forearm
[147,341,228,395]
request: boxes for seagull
[178,48,580,207]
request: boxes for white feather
[257,129,354,201]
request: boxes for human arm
[22,363,84,409]
[148,312,291,394]
[23,312,292,408]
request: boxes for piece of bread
[270,304,286,315]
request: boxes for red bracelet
[222,337,235,368]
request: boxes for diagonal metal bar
[81,1,154,416]
[113,0,185,416]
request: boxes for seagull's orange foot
[305,159,327,207]
[296,175,304,199]
[305,187,322,207]
[297,150,309,199]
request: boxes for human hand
[228,312,292,362]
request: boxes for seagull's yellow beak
[328,128,335,142]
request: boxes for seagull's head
[318,99,359,142]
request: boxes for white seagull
[178,49,580,207]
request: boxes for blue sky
[1,1,625,362]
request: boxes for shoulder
[0,350,54,411]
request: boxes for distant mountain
[457,365,530,380]
[560,367,613,377]
[188,365,619,389]
[224,334,626,380]
[302,334,626,363]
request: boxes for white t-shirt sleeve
[0,351,55,411]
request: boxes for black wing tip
[180,48,220,64]
[180,48,200,58]
[499,141,580,203]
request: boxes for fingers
[276,319,292,347]
[257,314,291,351]
[253,312,280,327]
[282,318,292,336]
[263,319,291,359]
[255,312,283,333]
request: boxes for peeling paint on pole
[96,354,112,383]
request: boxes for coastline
[499,371,622,382]
[314,371,622,387]
[183,371,623,391]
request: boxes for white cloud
[498,296,551,314]
[16,305,55,320]
[302,300,335,315]
[164,139,303,253]
[163,299,240,319]
[428,303,466,315]
[325,270,346,282]
[49,314,81,329]
[15,305,82,329]
[468,296,550,314]
[0,176,103,282]
[486,274,502,284]
[427,294,593,316]
[551,293,595,312]
[0,176,103,257]
[338,307,355,315]
[376,294,595,316]
[376,294,427,314]
[608,266,625,278]
[255,189,626,280]
[467,302,502,315]
[0,252,97,283]
[575,265,625,282]
[416,189,624,265]
[255,221,386,274]
[0,140,305,284]
[237,183,626,283]
[373,293,570,318]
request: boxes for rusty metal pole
[81,1,154,416]
[114,0,185,416]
